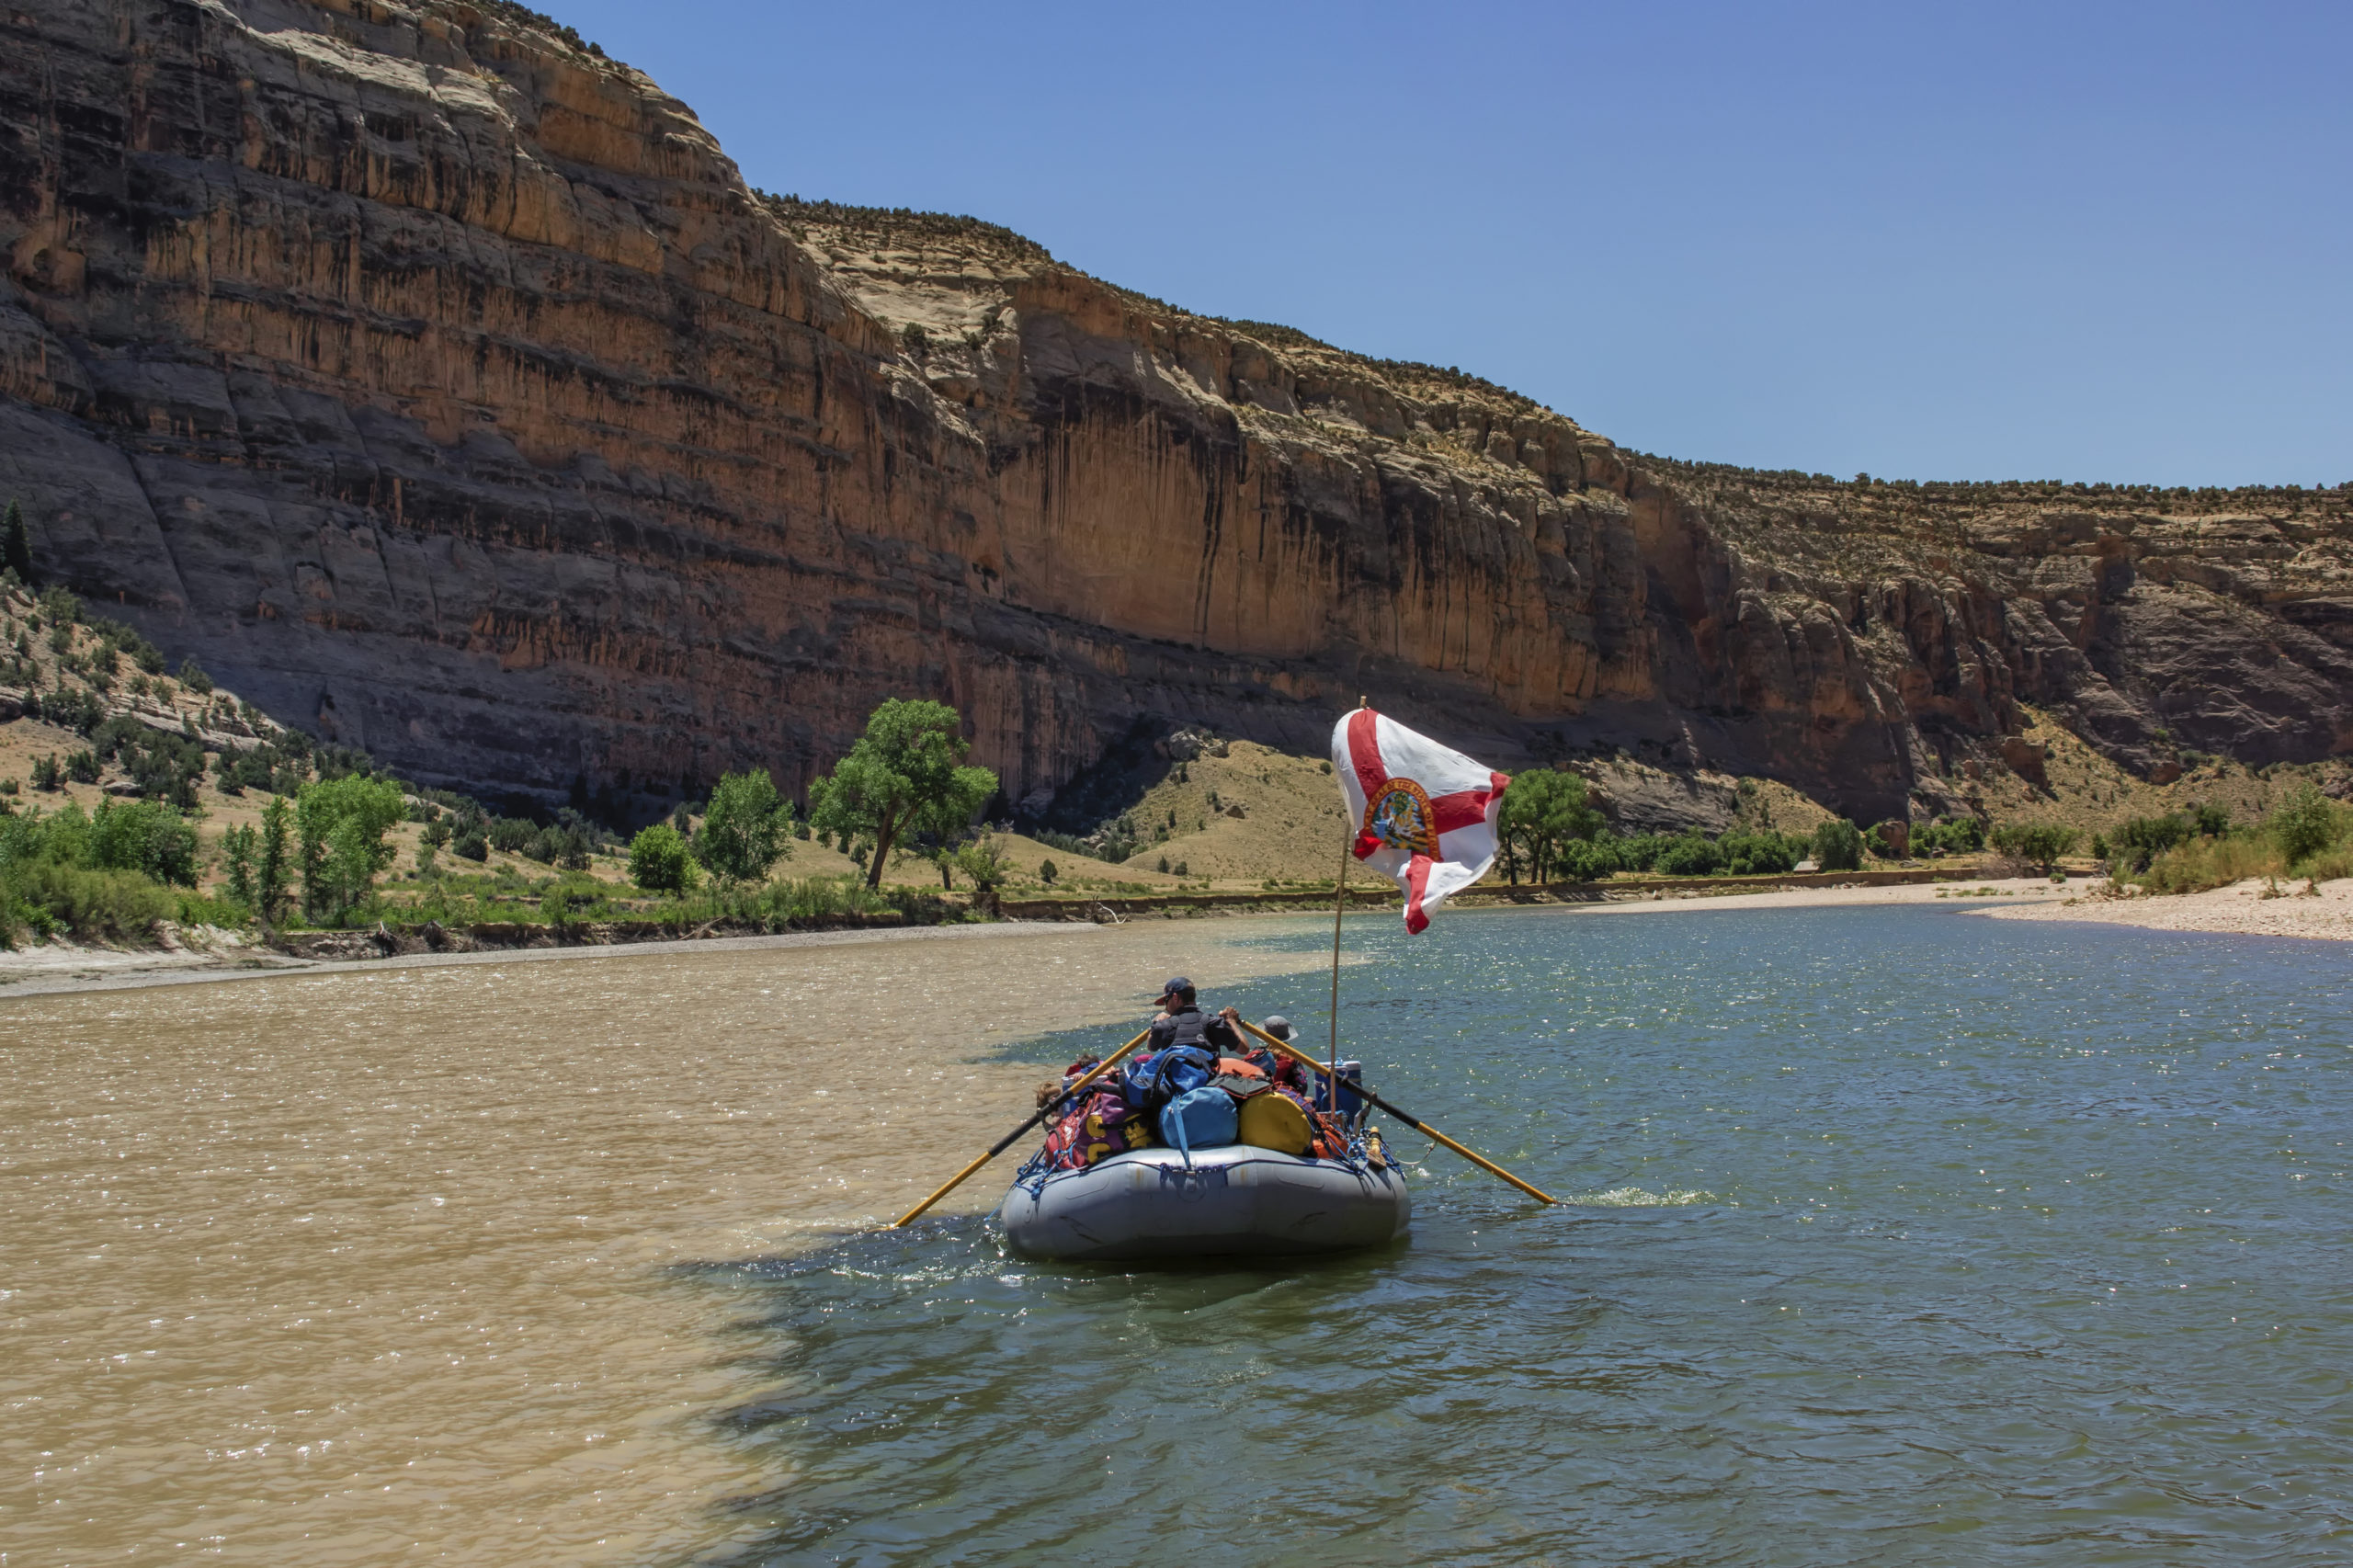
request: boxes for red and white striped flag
[1331,709,1511,933]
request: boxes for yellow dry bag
[1236,1087,1313,1155]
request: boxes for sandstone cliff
[3,0,2348,826]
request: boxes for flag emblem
[1332,708,1509,933]
[1364,778,1438,856]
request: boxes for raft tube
[999,1143,1410,1261]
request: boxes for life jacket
[1161,1006,1211,1050]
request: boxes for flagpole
[1330,696,1367,1103]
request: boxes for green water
[701,906,2352,1565]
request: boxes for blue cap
[1154,976,1194,1001]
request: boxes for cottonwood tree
[1498,769,1604,884]
[295,775,406,921]
[256,797,292,921]
[808,699,998,889]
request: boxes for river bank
[0,915,1096,998]
[15,863,2347,997]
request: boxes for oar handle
[889,1029,1151,1228]
[1235,1018,1560,1206]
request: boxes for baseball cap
[1154,975,1195,1001]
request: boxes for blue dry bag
[1159,1083,1239,1165]
[1122,1045,1217,1115]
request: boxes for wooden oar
[890,1029,1152,1228]
[1236,1017,1560,1205]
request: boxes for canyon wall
[3,0,2348,824]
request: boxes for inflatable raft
[999,1142,1411,1261]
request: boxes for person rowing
[1146,976,1245,1055]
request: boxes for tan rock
[0,0,2345,832]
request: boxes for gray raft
[999,1143,1410,1261]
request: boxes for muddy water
[0,923,1323,1566]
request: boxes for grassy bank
[2108,784,2353,896]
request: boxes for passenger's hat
[1154,975,1195,1003]
[1262,1015,1293,1040]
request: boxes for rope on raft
[1012,1094,1384,1198]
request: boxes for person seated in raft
[1247,1014,1314,1094]
[1037,1051,1102,1108]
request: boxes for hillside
[0,0,2346,835]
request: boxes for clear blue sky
[550,0,2347,486]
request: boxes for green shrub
[1910,816,1986,858]
[628,823,694,892]
[1,858,172,939]
[2268,784,2343,866]
[955,835,1010,891]
[2140,834,2284,895]
[1990,822,2078,874]
[1039,858,1058,885]
[1554,837,1621,881]
[1654,833,1722,877]
[176,657,213,695]
[2111,812,2191,872]
[30,754,59,791]
[2299,843,2353,883]
[35,687,104,734]
[1810,819,1865,872]
[64,748,99,784]
[0,799,199,941]
[85,799,199,884]
[1718,829,1802,876]
[697,769,794,884]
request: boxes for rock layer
[2,0,2348,824]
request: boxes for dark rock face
[2,0,2347,826]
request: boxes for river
[5,907,2348,1564]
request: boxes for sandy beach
[1561,871,2353,942]
[1976,874,2353,941]
[1564,875,2080,916]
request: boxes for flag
[1331,708,1510,933]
